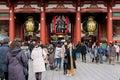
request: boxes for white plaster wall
[81,4,91,8]
[31,4,40,9]
[46,4,75,9]
[81,4,107,8]
[97,4,106,8]
[64,4,75,9]
[15,4,24,9]
[113,4,120,9]
[46,4,57,9]
[0,5,9,9]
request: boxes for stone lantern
[24,16,39,36]
[82,16,97,35]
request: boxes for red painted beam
[45,8,76,13]
[0,17,9,20]
[113,9,120,12]
[112,17,120,20]
[15,8,41,13]
[81,8,107,13]
[0,9,9,13]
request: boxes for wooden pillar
[75,7,81,44]
[107,3,112,43]
[9,6,15,41]
[97,23,101,44]
[40,10,46,44]
[74,24,76,43]
[71,25,74,42]
[46,26,48,44]
[21,25,24,42]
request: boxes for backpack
[9,50,28,76]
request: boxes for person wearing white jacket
[31,44,46,80]
[54,44,62,71]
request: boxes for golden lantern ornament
[82,16,97,35]
[24,16,39,36]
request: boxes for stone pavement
[29,54,120,80]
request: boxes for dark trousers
[35,72,42,80]
[81,54,86,62]
[63,63,67,74]
[25,75,28,80]
[116,52,119,61]
[0,72,8,80]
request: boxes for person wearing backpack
[5,41,28,80]
[0,38,9,80]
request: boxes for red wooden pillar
[21,25,24,42]
[46,26,48,44]
[97,23,101,44]
[9,6,15,41]
[40,11,46,44]
[75,10,81,44]
[73,24,76,43]
[107,4,112,43]
[71,24,74,42]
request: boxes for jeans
[55,58,62,69]
[98,54,103,63]
[76,52,80,58]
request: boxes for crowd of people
[0,38,120,80]
[89,41,120,65]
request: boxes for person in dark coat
[5,41,28,80]
[80,42,87,63]
[28,41,35,53]
[76,41,81,58]
[0,38,9,80]
[66,42,76,76]
[61,41,68,75]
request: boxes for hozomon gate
[0,0,120,45]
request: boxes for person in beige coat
[31,44,46,80]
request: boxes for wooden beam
[45,8,76,13]
[15,8,41,13]
[112,17,120,20]
[81,8,107,13]
[0,17,9,20]
[0,9,9,13]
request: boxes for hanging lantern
[82,16,97,35]
[24,16,39,35]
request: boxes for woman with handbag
[31,43,46,80]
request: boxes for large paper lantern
[24,16,39,35]
[82,16,97,35]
